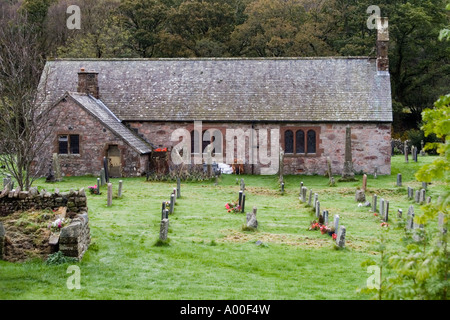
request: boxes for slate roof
[40,58,392,123]
[62,92,152,154]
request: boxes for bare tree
[0,5,57,190]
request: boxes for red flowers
[154,148,167,152]
[381,222,389,227]
[332,233,337,240]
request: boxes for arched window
[307,130,316,154]
[295,130,305,154]
[284,130,294,153]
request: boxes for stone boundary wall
[0,186,88,217]
[59,212,91,260]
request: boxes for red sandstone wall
[42,98,145,177]
[128,122,391,176]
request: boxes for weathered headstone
[334,215,339,232]
[323,210,329,225]
[313,193,318,210]
[238,190,243,207]
[161,201,166,220]
[103,156,109,183]
[159,218,169,241]
[362,174,367,191]
[240,178,245,191]
[398,209,403,219]
[308,189,313,207]
[172,188,177,205]
[406,205,414,230]
[301,187,308,203]
[420,140,425,156]
[438,212,446,234]
[107,183,112,206]
[177,178,181,198]
[281,182,285,194]
[246,207,258,229]
[404,141,409,163]
[419,189,426,204]
[118,180,123,197]
[426,196,431,204]
[100,168,106,186]
[315,201,320,218]
[52,153,62,181]
[241,194,246,213]
[169,194,175,214]
[340,126,355,181]
[385,201,389,222]
[336,226,346,248]
[355,189,366,202]
[413,146,418,162]
[397,173,402,187]
[372,194,378,212]
[422,182,427,190]
[373,167,378,179]
[97,178,100,194]
[415,190,420,203]
[380,198,385,219]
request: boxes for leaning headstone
[159,218,169,241]
[372,194,378,212]
[336,226,346,248]
[406,205,415,230]
[340,126,355,181]
[118,180,123,198]
[107,183,113,207]
[246,207,258,229]
[397,173,402,187]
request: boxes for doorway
[107,145,121,178]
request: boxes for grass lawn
[0,155,445,300]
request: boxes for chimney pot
[376,17,389,72]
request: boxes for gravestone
[315,201,320,218]
[385,201,389,222]
[372,194,377,212]
[107,183,113,207]
[100,168,106,186]
[340,126,355,181]
[173,188,177,205]
[97,178,100,194]
[241,194,246,213]
[422,182,427,190]
[240,178,245,191]
[159,218,169,241]
[398,209,403,219]
[323,210,329,225]
[362,174,367,191]
[438,212,446,234]
[334,215,339,232]
[281,182,284,194]
[308,189,313,207]
[246,207,258,229]
[407,187,412,199]
[420,140,425,156]
[103,157,109,183]
[169,194,175,214]
[415,190,420,203]
[419,189,426,204]
[426,196,431,204]
[177,178,181,198]
[404,141,409,163]
[118,180,123,197]
[413,146,418,162]
[238,190,243,207]
[355,189,366,202]
[397,174,402,187]
[406,205,415,230]
[52,153,62,182]
[380,198,385,219]
[313,193,318,210]
[336,226,346,248]
[161,201,166,220]
[373,167,378,179]
[301,187,308,203]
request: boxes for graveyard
[0,155,446,300]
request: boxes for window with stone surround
[58,134,80,155]
[190,129,222,156]
[282,127,319,155]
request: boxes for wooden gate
[107,145,121,178]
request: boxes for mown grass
[0,155,444,300]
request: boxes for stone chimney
[376,17,389,72]
[77,68,99,99]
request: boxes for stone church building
[38,21,392,178]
